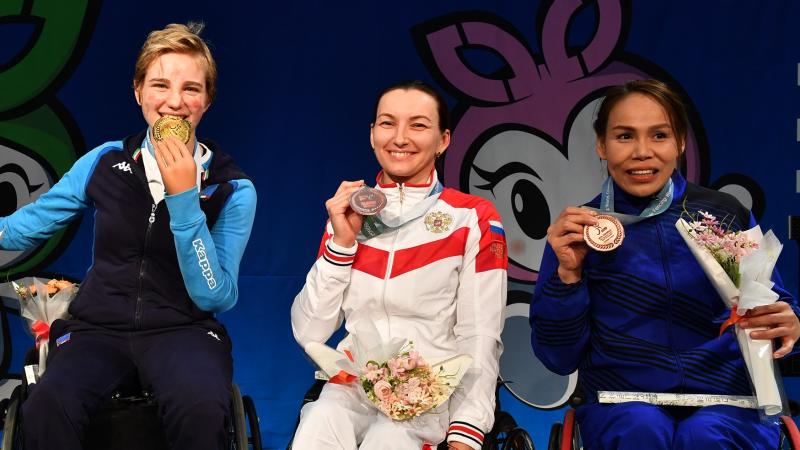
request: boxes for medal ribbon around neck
[590,176,674,225]
[359,181,444,240]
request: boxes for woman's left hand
[154,136,197,195]
[740,302,800,358]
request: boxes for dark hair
[373,80,451,132]
[593,79,688,149]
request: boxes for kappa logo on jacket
[192,238,217,288]
[112,161,133,174]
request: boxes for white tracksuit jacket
[292,173,508,449]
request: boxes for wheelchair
[546,385,800,450]
[0,349,263,450]
[286,377,534,450]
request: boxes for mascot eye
[472,162,550,240]
[0,163,43,216]
[510,179,549,239]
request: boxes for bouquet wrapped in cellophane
[0,278,77,377]
[304,333,472,421]
[676,210,784,417]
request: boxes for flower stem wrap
[676,218,784,417]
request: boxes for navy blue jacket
[0,130,257,330]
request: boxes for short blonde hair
[133,22,217,103]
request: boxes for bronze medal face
[153,115,192,144]
[349,186,387,216]
[583,214,624,252]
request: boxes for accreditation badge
[583,214,624,251]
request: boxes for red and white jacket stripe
[292,172,508,449]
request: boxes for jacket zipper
[380,183,404,335]
[656,220,685,390]
[135,202,158,329]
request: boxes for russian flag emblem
[489,220,505,237]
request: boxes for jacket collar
[374,169,439,211]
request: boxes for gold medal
[153,115,192,144]
[583,214,624,252]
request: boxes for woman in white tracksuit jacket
[291,80,508,450]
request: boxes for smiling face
[370,88,450,185]
[596,92,683,197]
[134,52,209,148]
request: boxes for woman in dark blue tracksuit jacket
[0,23,256,449]
[531,80,800,449]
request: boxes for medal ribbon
[590,177,674,225]
[359,181,444,239]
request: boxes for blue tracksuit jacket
[0,130,256,330]
[531,171,797,400]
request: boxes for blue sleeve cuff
[164,187,203,225]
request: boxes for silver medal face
[349,186,387,216]
[583,214,625,252]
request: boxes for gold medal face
[153,115,192,144]
[583,214,624,252]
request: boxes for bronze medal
[153,115,192,144]
[584,214,624,252]
[349,186,387,216]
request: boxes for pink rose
[373,380,393,402]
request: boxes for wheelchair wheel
[780,415,800,449]
[547,422,562,450]
[231,384,248,449]
[505,428,534,450]
[2,386,22,450]
[242,395,262,450]
[485,411,517,449]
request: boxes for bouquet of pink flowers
[676,210,784,416]
[682,210,759,288]
[305,338,471,421]
[361,343,455,420]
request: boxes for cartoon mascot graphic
[0,0,100,394]
[413,0,765,409]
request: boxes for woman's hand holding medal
[152,116,196,195]
[153,136,197,195]
[326,181,367,248]
[547,207,599,284]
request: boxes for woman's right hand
[325,180,366,248]
[546,207,598,284]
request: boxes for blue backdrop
[2,1,800,448]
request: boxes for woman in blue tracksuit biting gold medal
[0,23,256,449]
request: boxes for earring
[435,152,442,159]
